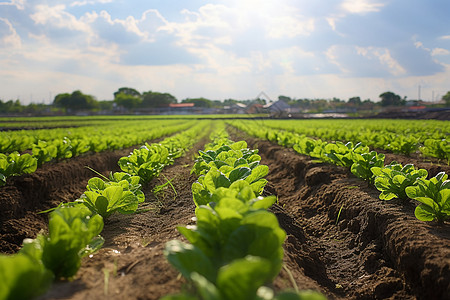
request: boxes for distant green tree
[182,97,212,108]
[348,97,361,105]
[98,100,114,111]
[278,95,291,103]
[113,87,141,98]
[0,99,23,113]
[141,91,177,108]
[379,91,404,106]
[442,91,450,106]
[53,90,98,111]
[114,93,142,110]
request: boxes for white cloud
[432,48,450,56]
[0,17,21,48]
[340,0,385,14]
[70,0,113,7]
[30,4,91,33]
[326,44,406,77]
[0,0,24,10]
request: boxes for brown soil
[0,131,449,300]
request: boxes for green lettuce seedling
[325,142,369,167]
[0,152,38,186]
[406,172,450,224]
[350,151,385,184]
[118,143,171,183]
[79,184,140,219]
[0,239,53,300]
[371,162,428,200]
[38,206,104,279]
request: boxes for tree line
[1,88,449,114]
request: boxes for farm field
[0,117,449,300]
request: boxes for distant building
[264,100,291,117]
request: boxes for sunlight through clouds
[0,0,449,103]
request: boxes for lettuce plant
[350,151,385,184]
[324,142,369,167]
[32,140,58,167]
[192,165,268,207]
[371,162,428,200]
[420,139,450,163]
[118,143,171,183]
[165,184,285,300]
[79,184,140,219]
[38,206,104,279]
[0,239,53,300]
[406,172,450,223]
[0,152,37,186]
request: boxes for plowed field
[1,130,449,300]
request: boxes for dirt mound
[1,133,449,299]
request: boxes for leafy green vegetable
[39,206,104,279]
[79,185,139,219]
[0,239,53,300]
[32,140,57,167]
[371,162,428,200]
[118,143,171,183]
[406,172,450,223]
[0,152,38,186]
[350,151,385,184]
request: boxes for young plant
[0,152,38,186]
[350,151,385,184]
[32,140,58,167]
[79,183,141,219]
[406,172,450,224]
[118,143,170,183]
[38,206,104,279]
[0,239,53,300]
[420,139,450,163]
[371,162,428,200]
[325,142,369,167]
[165,189,285,300]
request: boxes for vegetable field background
[0,116,449,299]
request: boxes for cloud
[325,44,406,77]
[0,17,21,48]
[432,48,450,56]
[70,0,113,7]
[340,0,386,14]
[0,0,24,10]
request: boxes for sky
[1,0,449,104]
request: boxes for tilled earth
[0,133,449,300]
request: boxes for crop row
[254,119,449,160]
[229,121,450,224]
[0,121,210,300]
[0,120,197,186]
[162,127,326,300]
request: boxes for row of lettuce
[229,120,450,224]
[162,128,326,300]
[0,120,196,186]
[0,121,209,300]
[257,119,449,161]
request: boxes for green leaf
[229,167,252,182]
[415,204,436,221]
[87,177,107,191]
[95,196,109,217]
[379,191,397,201]
[204,168,231,192]
[164,240,216,283]
[216,256,272,300]
[0,252,53,300]
[245,165,269,184]
[190,272,221,300]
